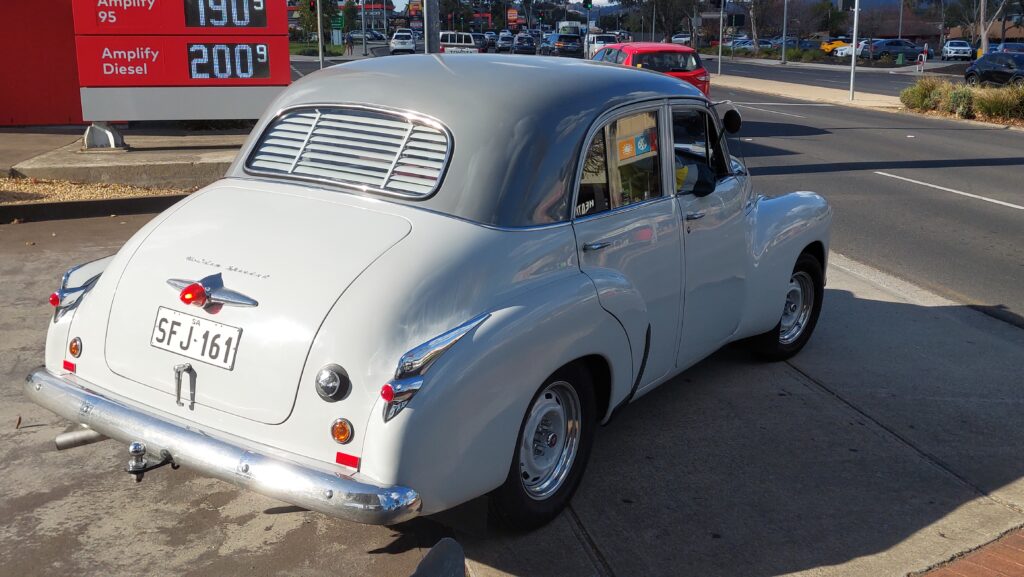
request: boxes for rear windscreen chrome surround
[244,104,453,200]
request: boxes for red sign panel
[76,35,290,86]
[72,0,288,35]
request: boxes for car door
[573,104,684,392]
[672,103,752,371]
[988,54,1009,84]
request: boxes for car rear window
[246,106,452,198]
[558,35,581,42]
[595,35,616,43]
[395,34,411,40]
[633,51,702,73]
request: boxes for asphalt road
[708,57,925,96]
[715,86,1024,327]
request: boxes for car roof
[231,54,706,228]
[605,42,697,54]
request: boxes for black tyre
[1012,77,1024,87]
[748,252,824,362]
[966,73,980,86]
[490,363,596,530]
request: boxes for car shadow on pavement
[393,288,1024,576]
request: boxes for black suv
[539,34,583,58]
[966,53,1024,87]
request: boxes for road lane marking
[734,104,806,118]
[290,65,306,78]
[874,171,1024,211]
[733,102,835,106]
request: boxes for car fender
[359,273,632,515]
[578,267,648,388]
[735,191,832,339]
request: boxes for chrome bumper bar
[25,367,421,525]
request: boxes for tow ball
[125,441,179,483]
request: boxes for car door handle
[685,211,706,221]
[583,241,612,252]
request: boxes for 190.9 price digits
[185,0,267,28]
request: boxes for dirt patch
[1,177,192,206]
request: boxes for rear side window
[633,51,701,72]
[576,110,663,217]
[246,106,452,198]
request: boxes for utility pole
[652,1,657,41]
[980,0,988,53]
[849,0,861,100]
[781,0,789,63]
[316,0,324,69]
[717,0,724,75]
[361,0,368,55]
[898,0,903,38]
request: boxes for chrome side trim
[396,312,490,380]
[53,255,114,323]
[25,368,421,525]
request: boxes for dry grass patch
[0,177,192,205]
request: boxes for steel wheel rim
[519,380,581,500]
[779,271,814,345]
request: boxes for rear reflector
[62,360,76,372]
[335,452,360,469]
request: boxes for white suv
[439,31,480,54]
[942,40,972,61]
[390,32,416,55]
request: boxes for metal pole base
[82,122,129,151]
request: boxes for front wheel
[966,73,980,86]
[490,364,596,530]
[748,252,824,362]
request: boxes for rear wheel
[490,364,596,530]
[966,73,980,86]
[748,252,824,362]
[1012,77,1024,87]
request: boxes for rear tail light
[697,74,710,82]
[439,45,446,53]
[330,418,353,444]
[49,292,61,307]
[69,337,82,358]
[179,282,207,307]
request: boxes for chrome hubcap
[779,271,814,345]
[519,381,581,500]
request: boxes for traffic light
[309,0,316,12]
[583,0,592,9]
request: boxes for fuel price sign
[74,0,290,121]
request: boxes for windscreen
[634,51,701,73]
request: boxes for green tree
[343,0,358,32]
[298,0,340,42]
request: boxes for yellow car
[820,39,850,54]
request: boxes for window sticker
[617,128,658,163]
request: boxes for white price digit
[189,45,210,78]
[98,10,117,23]
[253,0,264,9]
[230,0,250,25]
[208,0,227,26]
[235,44,254,78]
[256,44,268,63]
[212,44,232,78]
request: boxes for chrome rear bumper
[25,367,421,525]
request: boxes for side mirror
[723,109,742,134]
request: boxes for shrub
[974,85,1024,119]
[900,76,941,110]
[784,47,802,62]
[928,82,954,112]
[949,85,975,118]
[801,49,826,62]
[878,54,895,66]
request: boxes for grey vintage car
[28,54,830,529]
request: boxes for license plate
[446,47,477,53]
[151,307,242,370]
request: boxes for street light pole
[316,0,324,69]
[361,0,368,55]
[898,0,903,39]
[717,0,724,75]
[849,0,861,100]
[781,0,788,63]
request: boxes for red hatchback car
[592,42,711,96]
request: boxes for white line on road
[733,102,835,106]
[874,171,1024,211]
[290,65,306,78]
[734,104,806,118]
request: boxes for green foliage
[900,76,945,110]
[298,0,339,42]
[342,0,357,33]
[801,49,826,62]
[973,85,1024,119]
[949,85,974,118]
[878,54,894,66]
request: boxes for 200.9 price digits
[185,0,267,28]
[188,43,270,80]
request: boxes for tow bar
[125,441,179,482]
